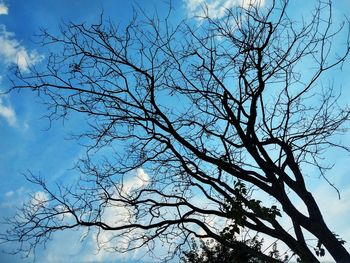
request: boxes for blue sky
[1,0,350,262]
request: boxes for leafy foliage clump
[182,235,286,263]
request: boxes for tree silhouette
[181,234,286,263]
[3,0,350,262]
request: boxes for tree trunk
[303,192,350,262]
[313,222,350,263]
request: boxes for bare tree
[3,0,350,262]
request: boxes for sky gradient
[1,0,350,262]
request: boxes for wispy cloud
[30,191,49,209]
[184,0,265,19]
[85,168,151,262]
[0,97,17,127]
[122,168,150,194]
[1,186,26,208]
[0,25,43,72]
[0,1,8,15]
[2,169,152,262]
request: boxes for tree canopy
[2,0,350,262]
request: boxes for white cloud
[0,2,8,15]
[84,168,151,261]
[122,168,150,194]
[26,169,151,263]
[0,30,38,130]
[0,98,16,126]
[0,94,30,129]
[0,25,43,72]
[31,191,49,208]
[184,0,265,19]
